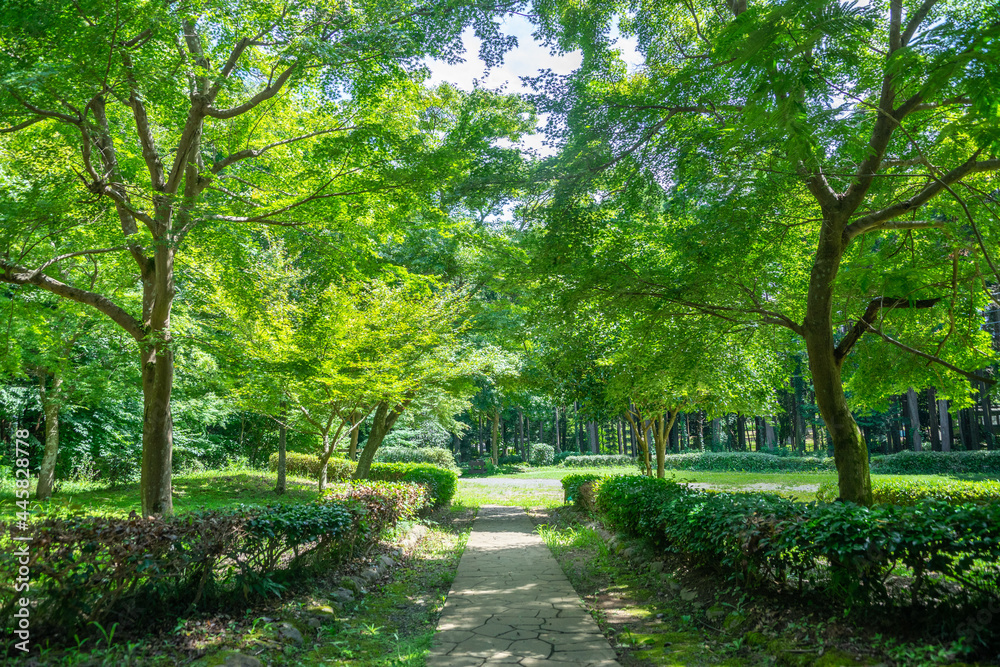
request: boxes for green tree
[0,0,522,514]
[530,0,1000,503]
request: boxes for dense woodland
[2,0,999,512]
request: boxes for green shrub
[562,473,603,506]
[817,478,1000,505]
[373,446,460,472]
[657,451,835,472]
[267,452,354,480]
[324,481,430,535]
[268,451,322,478]
[0,499,373,641]
[554,450,583,464]
[367,462,458,508]
[870,450,1000,475]
[498,453,524,465]
[526,442,555,466]
[594,475,1000,608]
[563,454,635,467]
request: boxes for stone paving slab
[427,505,619,666]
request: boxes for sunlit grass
[0,467,318,520]
[454,480,563,509]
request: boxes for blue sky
[424,14,641,156]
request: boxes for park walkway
[427,505,620,666]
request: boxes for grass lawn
[453,480,564,509]
[0,468,319,521]
[463,465,992,503]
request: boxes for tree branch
[842,156,1000,242]
[834,296,939,364]
[26,246,129,279]
[205,64,297,119]
[863,321,994,386]
[210,126,354,173]
[0,117,47,133]
[901,0,939,46]
[1,259,146,340]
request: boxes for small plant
[526,442,555,466]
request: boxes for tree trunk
[928,388,940,451]
[803,219,872,505]
[517,408,525,458]
[348,410,361,460]
[969,404,981,449]
[624,411,652,476]
[939,399,952,452]
[906,387,922,451]
[318,432,331,492]
[275,400,287,495]
[764,418,775,449]
[354,398,411,479]
[652,411,679,478]
[140,339,175,517]
[980,380,995,450]
[574,402,581,451]
[35,372,63,501]
[736,414,747,452]
[553,406,561,453]
[491,409,500,464]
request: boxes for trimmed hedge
[870,450,1000,475]
[562,473,603,506]
[267,452,354,480]
[563,454,635,468]
[367,462,457,508]
[658,452,835,472]
[373,446,460,472]
[554,450,583,464]
[526,442,555,466]
[594,475,1000,605]
[0,494,403,641]
[817,478,1000,505]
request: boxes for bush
[526,442,555,466]
[817,478,1000,505]
[554,450,583,464]
[324,481,430,536]
[367,462,458,508]
[0,499,373,641]
[594,475,1000,607]
[870,450,1000,475]
[267,452,354,480]
[562,473,603,507]
[563,454,635,467]
[374,446,459,472]
[656,451,835,472]
[498,454,524,465]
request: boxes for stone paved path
[427,505,619,666]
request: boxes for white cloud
[423,13,643,158]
